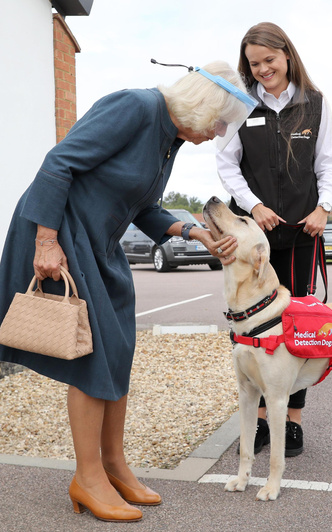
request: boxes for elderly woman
[0,61,252,522]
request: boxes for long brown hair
[238,22,321,172]
[238,22,318,96]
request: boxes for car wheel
[153,247,171,272]
[209,262,223,271]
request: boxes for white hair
[158,61,247,133]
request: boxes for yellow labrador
[203,196,330,501]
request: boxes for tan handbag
[0,266,93,360]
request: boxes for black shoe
[285,420,303,457]
[237,418,270,455]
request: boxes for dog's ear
[251,243,269,283]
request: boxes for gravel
[0,331,238,469]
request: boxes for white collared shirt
[256,81,297,113]
[216,81,332,214]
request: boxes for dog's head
[203,196,270,283]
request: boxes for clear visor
[215,96,257,152]
[194,67,258,152]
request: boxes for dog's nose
[203,196,222,212]
[211,196,221,204]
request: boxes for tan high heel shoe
[105,470,162,506]
[69,476,143,522]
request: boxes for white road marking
[199,474,332,491]
[135,294,213,317]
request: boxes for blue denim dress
[0,88,183,400]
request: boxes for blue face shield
[194,67,258,151]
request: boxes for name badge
[246,117,266,127]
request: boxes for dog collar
[224,289,278,322]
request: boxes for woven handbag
[0,266,93,360]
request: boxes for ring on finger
[217,247,223,254]
[272,223,276,227]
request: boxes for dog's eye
[239,218,248,224]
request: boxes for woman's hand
[166,221,237,265]
[190,227,238,265]
[33,225,69,281]
[298,206,329,237]
[251,203,286,232]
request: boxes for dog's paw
[255,482,280,501]
[225,477,248,492]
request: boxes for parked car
[120,209,222,272]
[323,223,332,259]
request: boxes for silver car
[323,223,332,260]
[120,209,222,272]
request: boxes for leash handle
[279,221,328,303]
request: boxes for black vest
[230,84,323,249]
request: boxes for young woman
[217,22,332,457]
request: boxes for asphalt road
[132,263,332,331]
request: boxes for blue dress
[0,88,183,400]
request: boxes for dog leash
[279,221,328,303]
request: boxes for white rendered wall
[0,0,56,252]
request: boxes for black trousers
[258,244,314,410]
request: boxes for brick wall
[53,14,80,143]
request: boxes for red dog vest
[232,296,332,385]
[282,296,332,358]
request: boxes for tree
[188,196,203,212]
[162,191,203,213]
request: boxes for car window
[168,210,204,228]
[127,223,137,230]
[323,231,332,244]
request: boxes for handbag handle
[26,266,79,304]
[59,266,79,298]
